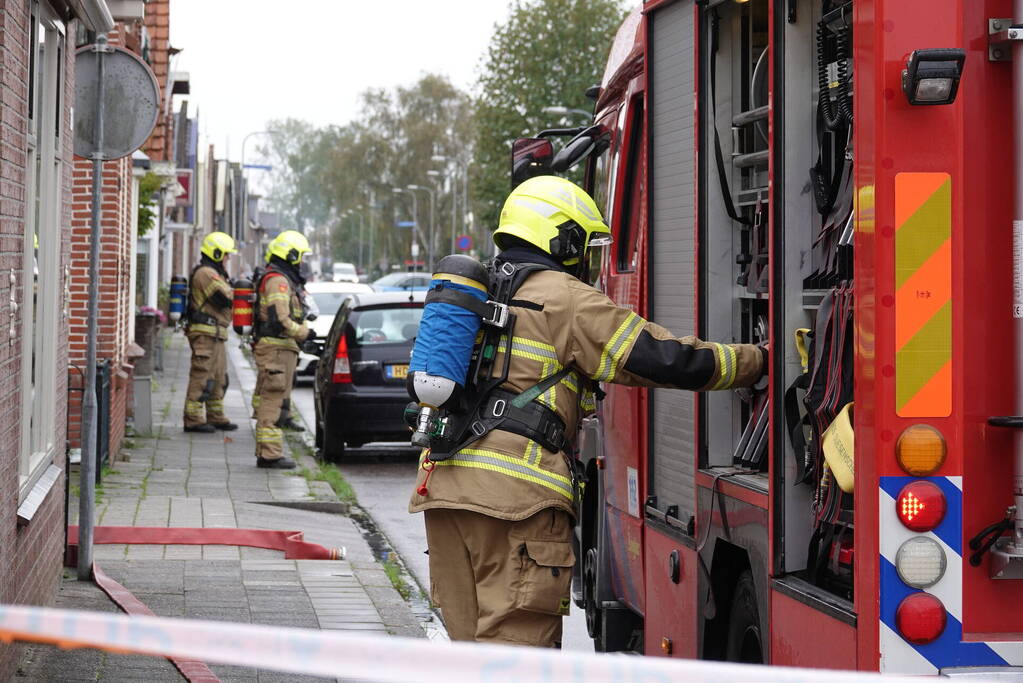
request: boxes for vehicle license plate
[387,364,409,379]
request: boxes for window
[616,101,645,273]
[21,2,65,498]
[349,306,423,345]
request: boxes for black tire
[314,419,324,450]
[583,547,602,641]
[725,570,763,664]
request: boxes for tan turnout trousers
[253,342,297,460]
[184,333,230,427]
[424,507,574,647]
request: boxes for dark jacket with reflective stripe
[409,268,764,521]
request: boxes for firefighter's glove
[305,328,317,342]
[753,342,769,391]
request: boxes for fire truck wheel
[583,547,602,641]
[725,570,763,664]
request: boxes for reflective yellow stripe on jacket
[433,447,574,501]
[594,312,644,382]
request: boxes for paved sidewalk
[17,332,426,682]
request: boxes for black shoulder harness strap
[427,259,579,459]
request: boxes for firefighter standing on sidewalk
[409,176,767,647]
[183,232,239,433]
[252,230,315,469]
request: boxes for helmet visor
[583,236,612,286]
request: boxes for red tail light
[332,335,351,383]
[896,480,946,532]
[896,592,946,645]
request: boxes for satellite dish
[74,44,160,160]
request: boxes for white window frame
[20,1,65,500]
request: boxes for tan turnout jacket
[187,264,232,340]
[409,268,764,521]
[255,271,309,352]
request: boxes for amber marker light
[896,425,947,476]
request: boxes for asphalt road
[291,382,594,652]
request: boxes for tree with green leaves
[473,0,628,231]
[263,73,473,276]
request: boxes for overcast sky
[170,1,512,162]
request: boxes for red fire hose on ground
[65,525,346,682]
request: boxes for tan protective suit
[183,264,233,428]
[253,270,309,460]
[410,267,764,647]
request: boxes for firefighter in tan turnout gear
[252,230,315,469]
[183,232,239,433]
[409,176,767,647]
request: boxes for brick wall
[67,154,134,457]
[0,2,78,678]
[144,0,171,162]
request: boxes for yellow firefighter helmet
[266,230,311,265]
[200,231,237,262]
[493,175,612,270]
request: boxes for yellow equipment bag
[822,402,854,493]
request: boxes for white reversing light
[896,536,947,589]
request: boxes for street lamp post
[427,168,456,255]
[240,130,277,268]
[393,187,420,271]
[407,184,435,272]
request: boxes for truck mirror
[511,137,554,187]
[551,125,607,173]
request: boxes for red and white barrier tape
[0,604,934,683]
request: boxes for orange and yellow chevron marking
[895,172,952,418]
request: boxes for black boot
[257,456,297,469]
[212,421,239,431]
[184,424,216,433]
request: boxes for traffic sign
[395,221,417,228]
[456,235,473,251]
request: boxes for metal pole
[450,169,457,254]
[428,189,435,271]
[79,36,109,580]
[368,189,375,276]
[358,212,365,272]
[410,191,419,271]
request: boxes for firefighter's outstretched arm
[559,279,765,391]
[262,274,309,341]
[200,270,233,311]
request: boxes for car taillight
[332,335,351,383]
[895,592,947,645]
[895,537,947,589]
[896,480,946,532]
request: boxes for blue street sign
[456,234,473,250]
[395,221,417,228]
[243,163,273,171]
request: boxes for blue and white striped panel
[879,475,1023,673]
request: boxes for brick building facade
[0,1,116,678]
[67,0,173,458]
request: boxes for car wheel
[322,433,345,463]
[314,418,324,450]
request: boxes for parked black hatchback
[312,291,425,461]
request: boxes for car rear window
[311,291,351,315]
[349,306,423,345]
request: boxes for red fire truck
[514,0,1023,673]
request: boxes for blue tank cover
[169,277,188,315]
[409,278,489,386]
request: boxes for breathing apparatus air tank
[232,277,254,335]
[407,255,490,448]
[168,275,188,323]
